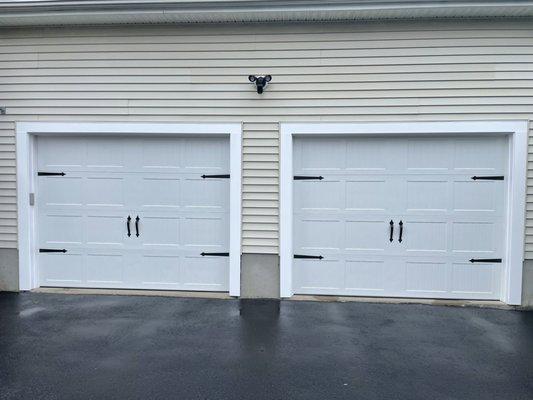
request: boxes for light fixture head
[248,75,272,94]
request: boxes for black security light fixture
[248,75,272,94]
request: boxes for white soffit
[1,1,533,26]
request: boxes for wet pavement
[0,292,532,400]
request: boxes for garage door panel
[85,253,125,285]
[182,216,228,248]
[141,216,180,247]
[345,220,389,252]
[294,180,342,211]
[293,135,507,300]
[407,138,454,171]
[86,214,128,247]
[182,178,228,210]
[86,138,126,170]
[39,253,84,286]
[346,179,388,211]
[136,255,180,286]
[140,177,181,209]
[183,138,229,171]
[141,138,181,170]
[294,259,344,292]
[85,176,127,208]
[181,255,228,291]
[37,137,84,170]
[39,213,83,246]
[453,137,506,171]
[295,219,342,251]
[40,176,83,207]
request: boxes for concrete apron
[32,288,522,310]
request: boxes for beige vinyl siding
[1,20,533,255]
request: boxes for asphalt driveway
[0,292,532,400]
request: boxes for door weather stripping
[294,254,324,260]
[39,248,67,253]
[294,176,324,180]
[469,258,502,263]
[38,172,65,176]
[201,174,230,179]
[201,252,229,257]
[471,176,504,181]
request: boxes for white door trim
[280,121,528,305]
[16,122,242,296]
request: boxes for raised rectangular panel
[405,222,446,252]
[296,219,341,250]
[182,179,227,210]
[86,139,125,169]
[294,181,342,211]
[182,217,225,248]
[141,178,180,208]
[40,177,83,206]
[141,138,180,169]
[139,255,180,284]
[452,222,494,253]
[142,217,179,247]
[407,139,451,170]
[346,180,387,211]
[298,138,344,171]
[38,137,83,169]
[293,259,343,291]
[41,214,83,244]
[85,177,124,206]
[405,262,447,292]
[345,260,384,291]
[181,256,228,289]
[407,181,447,211]
[183,138,228,170]
[86,216,124,245]
[40,254,83,285]
[451,263,495,294]
[453,181,496,212]
[345,220,387,251]
[345,138,393,171]
[454,138,504,171]
[86,254,124,283]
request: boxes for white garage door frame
[16,122,242,296]
[280,121,528,305]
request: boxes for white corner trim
[279,121,528,304]
[16,122,242,296]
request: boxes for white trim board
[16,122,243,297]
[280,121,528,305]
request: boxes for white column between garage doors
[280,121,528,305]
[16,123,242,296]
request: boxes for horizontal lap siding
[0,20,533,255]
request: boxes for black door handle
[135,216,140,237]
[389,220,394,242]
[399,220,404,243]
[126,216,131,237]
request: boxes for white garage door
[37,136,230,291]
[293,136,508,300]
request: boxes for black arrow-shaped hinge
[471,176,504,181]
[39,248,67,253]
[294,254,324,260]
[201,252,229,257]
[469,258,502,263]
[201,174,230,179]
[294,176,324,180]
[38,172,65,176]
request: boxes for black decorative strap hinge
[469,258,502,263]
[294,254,324,260]
[38,172,65,176]
[201,252,229,257]
[201,174,230,179]
[294,176,324,180]
[39,248,67,253]
[471,176,504,181]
